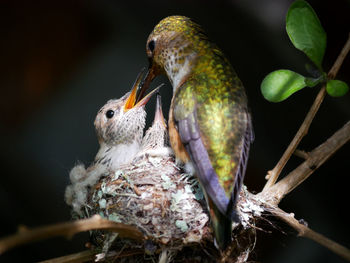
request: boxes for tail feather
[208,197,232,250]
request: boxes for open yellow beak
[124,68,161,112]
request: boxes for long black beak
[136,65,158,104]
[124,68,159,111]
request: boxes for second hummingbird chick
[65,70,160,215]
[139,93,173,158]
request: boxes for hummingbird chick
[139,93,173,158]
[140,16,254,250]
[84,93,210,254]
[65,69,160,215]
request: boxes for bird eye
[106,110,114,119]
[148,40,155,53]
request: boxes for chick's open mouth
[124,68,161,112]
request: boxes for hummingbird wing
[227,112,254,219]
[177,112,230,215]
[173,81,253,219]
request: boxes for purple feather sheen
[187,138,230,215]
[177,109,254,221]
[178,115,230,216]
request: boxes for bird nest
[70,150,262,262]
[85,151,208,242]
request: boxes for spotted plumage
[93,96,146,170]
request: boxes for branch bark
[261,121,350,204]
[268,206,350,262]
[263,86,326,190]
[39,250,94,263]
[0,215,143,255]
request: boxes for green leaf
[286,0,326,69]
[261,69,307,102]
[326,80,349,97]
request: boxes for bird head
[139,16,207,96]
[94,69,160,146]
[141,93,168,150]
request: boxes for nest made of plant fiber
[75,148,264,262]
[84,152,210,249]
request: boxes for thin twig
[262,121,350,204]
[328,32,350,79]
[269,206,350,262]
[0,215,144,255]
[263,87,326,190]
[39,248,146,263]
[263,33,350,191]
[294,149,309,159]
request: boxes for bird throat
[163,48,197,93]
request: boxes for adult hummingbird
[139,16,254,249]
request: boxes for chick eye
[148,40,155,53]
[106,110,114,119]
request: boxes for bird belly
[168,104,190,163]
[95,141,141,171]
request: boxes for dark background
[0,0,349,262]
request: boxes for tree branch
[268,206,350,262]
[261,121,350,204]
[39,250,95,263]
[38,248,146,263]
[263,87,326,189]
[263,33,350,191]
[0,215,144,255]
[328,32,350,79]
